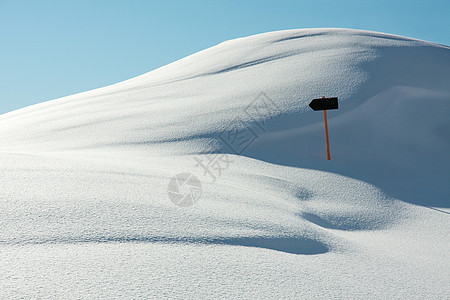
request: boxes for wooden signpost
[309,97,339,160]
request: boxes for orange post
[323,110,331,160]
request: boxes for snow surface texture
[0,28,449,298]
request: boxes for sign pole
[323,109,331,160]
[308,96,338,161]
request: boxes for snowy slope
[0,29,449,298]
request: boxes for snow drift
[1,28,448,205]
[0,29,449,298]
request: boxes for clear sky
[1,0,449,114]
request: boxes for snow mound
[0,28,448,205]
[0,29,449,298]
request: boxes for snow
[0,28,449,298]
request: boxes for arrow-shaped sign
[309,96,339,160]
[309,97,338,111]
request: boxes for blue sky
[1,0,449,114]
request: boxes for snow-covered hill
[0,29,449,298]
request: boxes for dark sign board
[309,97,338,111]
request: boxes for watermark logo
[218,117,259,155]
[244,92,282,130]
[168,92,281,206]
[218,92,282,155]
[167,172,202,207]
[194,140,232,183]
